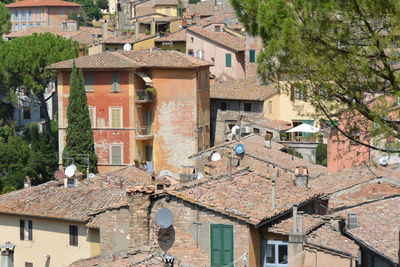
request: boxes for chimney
[78,44,85,57]
[24,176,31,189]
[193,14,200,25]
[0,242,16,267]
[102,21,109,41]
[292,203,298,234]
[297,211,304,234]
[134,20,139,40]
[348,213,357,229]
[150,19,156,35]
[295,166,309,188]
[271,179,276,210]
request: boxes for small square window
[249,49,256,63]
[253,128,260,134]
[244,103,252,112]
[215,25,221,32]
[220,102,227,111]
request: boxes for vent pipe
[292,203,299,234]
[271,179,276,210]
[24,176,31,189]
[348,213,357,229]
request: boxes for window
[23,106,31,120]
[268,101,272,114]
[109,107,122,128]
[69,225,78,246]
[350,128,361,145]
[111,73,121,92]
[220,102,227,111]
[25,263,33,267]
[244,103,252,112]
[291,86,307,101]
[40,106,46,119]
[188,49,194,56]
[190,37,194,43]
[262,240,288,267]
[253,128,260,134]
[165,7,171,15]
[27,9,32,21]
[67,178,76,187]
[36,8,41,21]
[84,73,94,92]
[145,145,153,162]
[211,224,234,267]
[60,9,64,16]
[225,53,232,67]
[110,144,123,165]
[14,24,19,31]
[89,107,96,128]
[215,25,221,32]
[211,57,215,63]
[249,49,256,63]
[20,220,32,241]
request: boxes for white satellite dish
[65,165,76,178]
[211,152,221,162]
[379,155,389,166]
[231,125,240,135]
[155,208,174,228]
[123,43,132,51]
[197,172,204,180]
[88,173,96,179]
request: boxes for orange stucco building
[6,0,81,32]
[48,50,211,174]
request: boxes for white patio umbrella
[286,123,320,133]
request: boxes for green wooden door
[211,224,234,266]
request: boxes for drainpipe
[271,179,276,210]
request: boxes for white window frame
[108,107,123,128]
[89,107,96,128]
[262,240,288,267]
[109,143,123,165]
[24,220,30,241]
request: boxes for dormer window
[67,178,76,188]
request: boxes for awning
[135,72,153,86]
[286,123,320,133]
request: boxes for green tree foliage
[0,2,11,38]
[96,0,109,11]
[316,143,327,167]
[231,0,400,152]
[63,63,97,173]
[0,33,79,133]
[67,0,103,21]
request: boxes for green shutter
[111,145,122,165]
[89,108,94,127]
[211,224,234,267]
[84,73,93,92]
[111,108,122,128]
[225,53,232,67]
[249,49,256,63]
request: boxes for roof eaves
[0,211,88,224]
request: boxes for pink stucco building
[186,26,245,81]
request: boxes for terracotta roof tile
[6,0,81,7]
[187,26,245,52]
[155,0,178,5]
[0,166,152,223]
[186,3,215,16]
[306,225,359,257]
[211,77,279,100]
[334,197,400,263]
[103,33,157,44]
[156,29,186,42]
[47,49,211,69]
[269,214,325,235]
[169,170,321,225]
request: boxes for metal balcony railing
[135,90,154,103]
[136,126,153,138]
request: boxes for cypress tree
[63,62,97,173]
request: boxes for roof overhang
[135,72,153,86]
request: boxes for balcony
[135,89,155,103]
[135,126,154,140]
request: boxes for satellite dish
[123,43,132,51]
[54,170,64,180]
[65,165,76,178]
[211,152,221,162]
[231,125,240,135]
[155,208,174,228]
[379,155,389,166]
[88,173,96,179]
[197,172,204,180]
[235,144,245,155]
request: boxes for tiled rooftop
[242,116,292,131]
[47,49,212,70]
[186,3,215,16]
[6,0,81,7]
[187,26,245,52]
[211,76,279,101]
[269,214,325,235]
[169,169,321,225]
[5,26,102,45]
[306,224,359,257]
[335,197,400,263]
[0,166,152,223]
[156,29,187,42]
[103,33,158,44]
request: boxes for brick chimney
[295,166,309,188]
[288,203,305,267]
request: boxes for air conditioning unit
[242,126,251,134]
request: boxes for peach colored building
[6,0,81,32]
[186,26,246,81]
[48,50,211,174]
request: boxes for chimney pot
[292,203,299,234]
[24,176,31,188]
[295,166,309,188]
[348,213,357,229]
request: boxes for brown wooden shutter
[20,220,24,240]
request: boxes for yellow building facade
[0,215,99,267]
